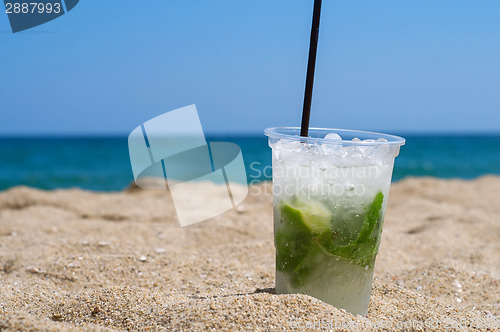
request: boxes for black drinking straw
[300,0,322,137]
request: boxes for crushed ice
[271,134,394,164]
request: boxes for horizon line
[0,129,500,138]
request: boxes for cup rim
[264,127,406,146]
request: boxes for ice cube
[272,139,304,161]
[324,133,342,141]
[358,139,376,156]
[273,139,302,151]
[320,142,345,156]
[345,147,363,159]
[369,142,391,159]
[321,133,343,155]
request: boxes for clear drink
[265,127,405,316]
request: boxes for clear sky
[1,0,499,135]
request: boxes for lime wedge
[280,198,332,235]
[275,198,332,281]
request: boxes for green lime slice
[280,198,332,235]
[275,198,333,281]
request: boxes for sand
[1,176,499,331]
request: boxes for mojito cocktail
[265,127,405,316]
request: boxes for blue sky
[1,0,499,135]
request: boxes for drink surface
[270,135,397,316]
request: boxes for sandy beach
[1,176,499,331]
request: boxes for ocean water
[0,134,499,192]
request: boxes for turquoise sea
[0,134,499,191]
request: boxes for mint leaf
[325,192,384,267]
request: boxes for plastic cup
[264,127,405,316]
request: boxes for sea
[0,134,499,192]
